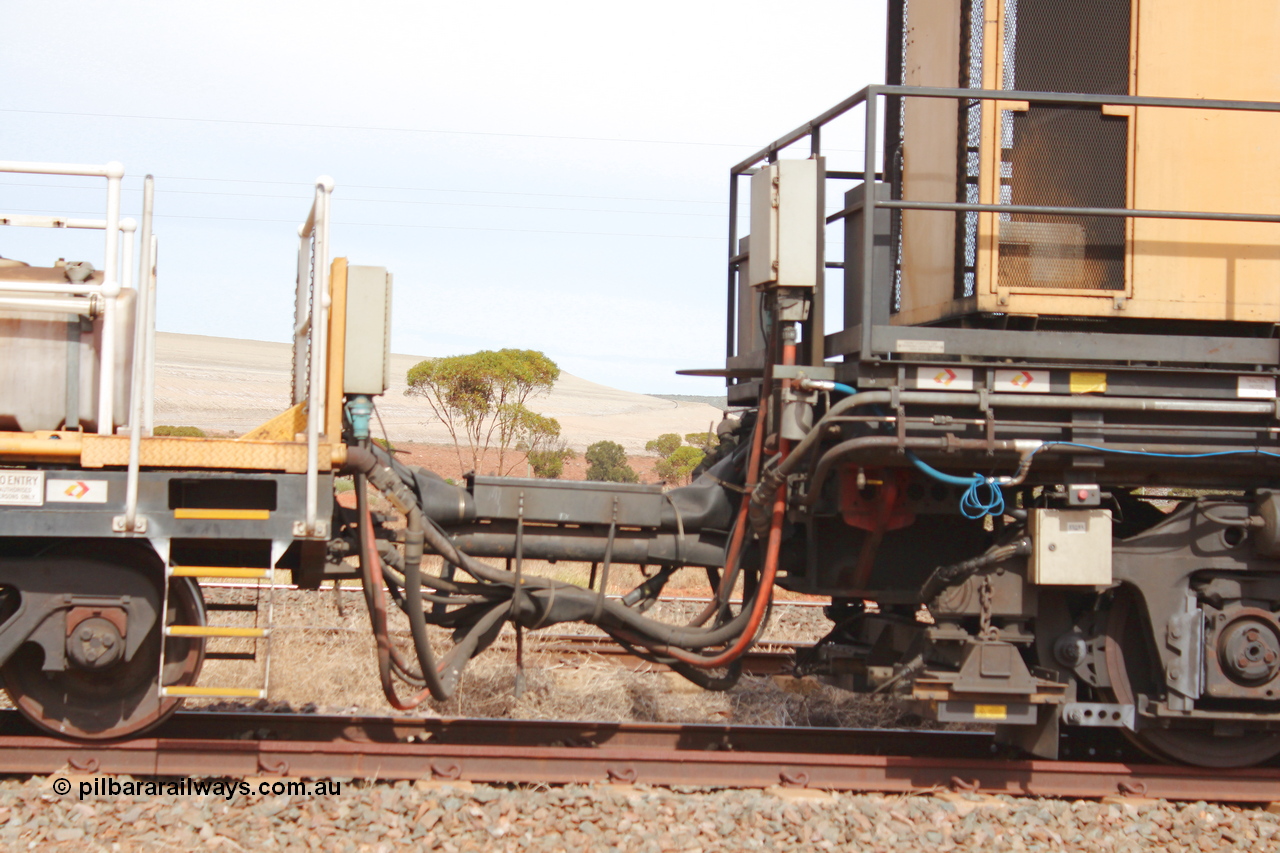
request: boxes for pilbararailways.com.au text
[51,777,342,800]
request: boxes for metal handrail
[295,177,335,536]
[122,177,156,534]
[724,85,1280,363]
[0,160,126,432]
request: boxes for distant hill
[646,394,728,410]
[153,333,725,452]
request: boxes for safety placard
[47,479,109,503]
[994,369,1050,393]
[1237,375,1277,399]
[915,366,974,391]
[0,471,45,506]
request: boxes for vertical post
[120,221,134,295]
[304,176,335,536]
[97,162,125,434]
[860,90,879,361]
[139,177,156,434]
[726,171,739,366]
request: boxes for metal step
[166,625,268,638]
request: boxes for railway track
[4,710,1279,802]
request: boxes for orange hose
[667,340,794,667]
[362,501,434,710]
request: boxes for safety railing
[293,177,334,537]
[0,161,144,434]
[725,86,1280,368]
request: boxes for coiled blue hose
[818,380,1004,518]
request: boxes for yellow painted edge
[162,687,267,699]
[326,257,349,441]
[167,626,268,638]
[170,567,269,579]
[973,704,1008,721]
[174,508,271,521]
[238,401,308,442]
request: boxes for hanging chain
[978,574,999,641]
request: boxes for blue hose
[819,381,1006,519]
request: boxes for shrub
[654,445,705,485]
[585,440,638,483]
[153,425,206,438]
[684,430,720,453]
[645,433,681,457]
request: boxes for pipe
[96,163,123,435]
[142,188,157,434]
[0,295,96,315]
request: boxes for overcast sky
[3,1,885,393]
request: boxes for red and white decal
[994,369,1050,393]
[46,479,109,504]
[915,366,974,391]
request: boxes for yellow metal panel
[166,626,268,638]
[80,435,336,473]
[173,508,270,521]
[326,258,349,441]
[238,402,308,442]
[0,431,83,463]
[170,567,269,579]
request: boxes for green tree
[645,433,681,457]
[515,410,574,479]
[405,349,560,474]
[654,445,705,485]
[585,440,638,483]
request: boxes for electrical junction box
[1029,508,1112,585]
[343,266,393,396]
[748,158,825,290]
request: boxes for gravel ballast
[9,777,1280,851]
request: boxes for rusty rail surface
[4,711,1280,801]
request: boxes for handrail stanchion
[97,162,124,435]
[139,176,156,435]
[301,176,334,537]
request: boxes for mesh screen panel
[996,0,1130,292]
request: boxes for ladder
[158,563,277,700]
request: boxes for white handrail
[123,177,156,533]
[0,295,97,315]
[0,160,128,436]
[297,176,334,536]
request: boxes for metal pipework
[122,178,156,536]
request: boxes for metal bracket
[111,515,148,534]
[292,519,330,539]
[1165,601,1205,703]
[771,364,835,381]
[1062,702,1136,730]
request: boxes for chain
[978,574,999,641]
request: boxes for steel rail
[4,711,1280,801]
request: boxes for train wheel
[2,569,205,741]
[1103,585,1280,767]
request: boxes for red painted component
[840,467,916,532]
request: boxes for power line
[0,106,760,149]
[0,182,724,218]
[1,176,738,206]
[3,207,720,240]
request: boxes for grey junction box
[1029,508,1112,585]
[343,266,393,396]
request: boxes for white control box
[1029,508,1112,585]
[748,158,825,290]
[343,265,393,396]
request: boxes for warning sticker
[0,471,45,506]
[47,479,110,504]
[1069,371,1108,394]
[973,704,1008,721]
[915,366,974,391]
[1237,375,1277,399]
[994,369,1050,393]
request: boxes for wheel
[1,548,205,740]
[1102,584,1280,767]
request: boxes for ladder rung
[161,686,267,699]
[170,566,270,579]
[166,626,268,638]
[204,651,258,661]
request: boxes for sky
[2,1,885,394]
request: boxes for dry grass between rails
[188,582,932,730]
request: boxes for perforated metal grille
[996,0,1131,292]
